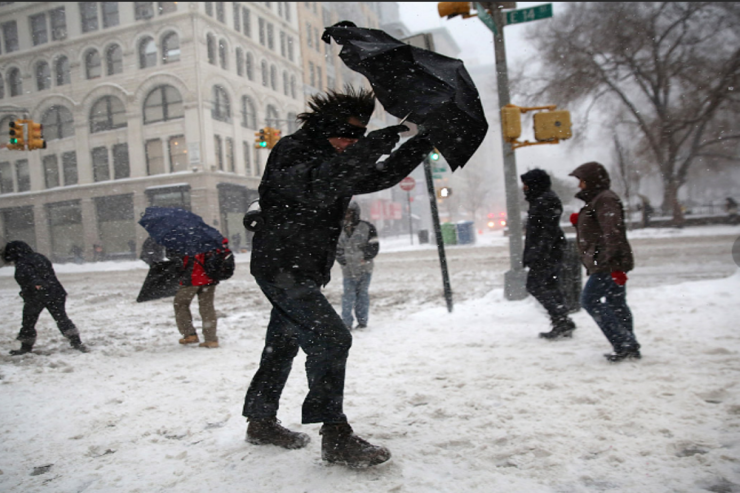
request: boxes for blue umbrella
[138,207,224,256]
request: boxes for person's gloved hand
[363,124,409,155]
[570,213,579,227]
[611,271,628,286]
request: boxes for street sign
[474,3,498,34]
[400,176,416,191]
[505,4,553,26]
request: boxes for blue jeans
[342,272,372,327]
[243,277,352,424]
[580,272,638,350]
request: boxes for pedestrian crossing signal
[437,187,452,199]
[27,121,46,150]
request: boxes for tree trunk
[663,180,685,227]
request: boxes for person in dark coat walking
[2,241,88,354]
[570,162,640,362]
[337,201,379,330]
[521,169,576,339]
[242,86,434,468]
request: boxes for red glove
[611,271,628,286]
[570,213,579,227]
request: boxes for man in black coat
[521,169,576,339]
[243,87,433,468]
[2,241,87,354]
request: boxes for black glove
[363,125,409,155]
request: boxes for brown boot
[320,422,391,468]
[179,334,199,345]
[198,341,219,348]
[246,417,310,449]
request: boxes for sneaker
[10,343,34,356]
[355,323,367,329]
[604,346,641,362]
[69,336,89,353]
[179,334,199,345]
[320,422,391,468]
[539,317,576,340]
[199,341,219,348]
[246,417,310,449]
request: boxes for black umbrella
[322,21,488,171]
[136,259,182,303]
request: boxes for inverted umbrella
[322,21,488,171]
[138,207,224,256]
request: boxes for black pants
[526,265,569,321]
[243,277,353,424]
[18,294,79,345]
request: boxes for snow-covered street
[1,226,739,492]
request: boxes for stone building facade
[0,1,304,261]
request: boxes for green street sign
[474,2,498,34]
[505,4,553,26]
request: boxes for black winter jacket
[522,171,566,269]
[3,241,67,301]
[251,126,433,287]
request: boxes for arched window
[139,36,157,68]
[246,52,254,80]
[241,96,256,128]
[261,60,268,86]
[0,74,4,99]
[36,61,51,91]
[90,96,127,133]
[106,44,123,75]
[283,71,289,96]
[55,56,71,86]
[211,85,230,122]
[236,48,244,76]
[85,49,102,79]
[266,104,279,128]
[42,106,75,140]
[143,85,184,124]
[162,32,180,64]
[270,65,277,91]
[290,74,296,99]
[8,68,22,97]
[287,112,297,134]
[218,38,227,69]
[207,34,216,65]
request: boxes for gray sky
[396,2,614,183]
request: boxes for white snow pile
[1,227,739,492]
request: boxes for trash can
[418,229,429,244]
[456,221,476,245]
[440,222,457,245]
[559,238,582,312]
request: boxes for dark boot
[246,417,310,449]
[539,316,576,339]
[604,344,641,362]
[320,422,391,468]
[69,335,89,353]
[10,342,34,356]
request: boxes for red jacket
[181,253,216,287]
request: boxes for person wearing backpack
[173,239,232,349]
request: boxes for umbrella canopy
[322,22,488,171]
[138,207,224,256]
[136,259,182,303]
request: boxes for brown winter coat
[570,162,634,275]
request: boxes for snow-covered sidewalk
[1,263,738,492]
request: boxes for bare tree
[521,2,740,225]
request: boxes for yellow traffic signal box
[438,2,472,19]
[27,121,46,150]
[501,104,522,142]
[254,128,267,148]
[8,120,25,150]
[533,110,572,141]
[267,127,281,149]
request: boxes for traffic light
[437,186,452,199]
[8,120,25,150]
[26,120,46,150]
[501,104,521,142]
[254,128,267,148]
[533,110,572,142]
[429,149,440,161]
[266,127,281,149]
[438,2,472,19]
